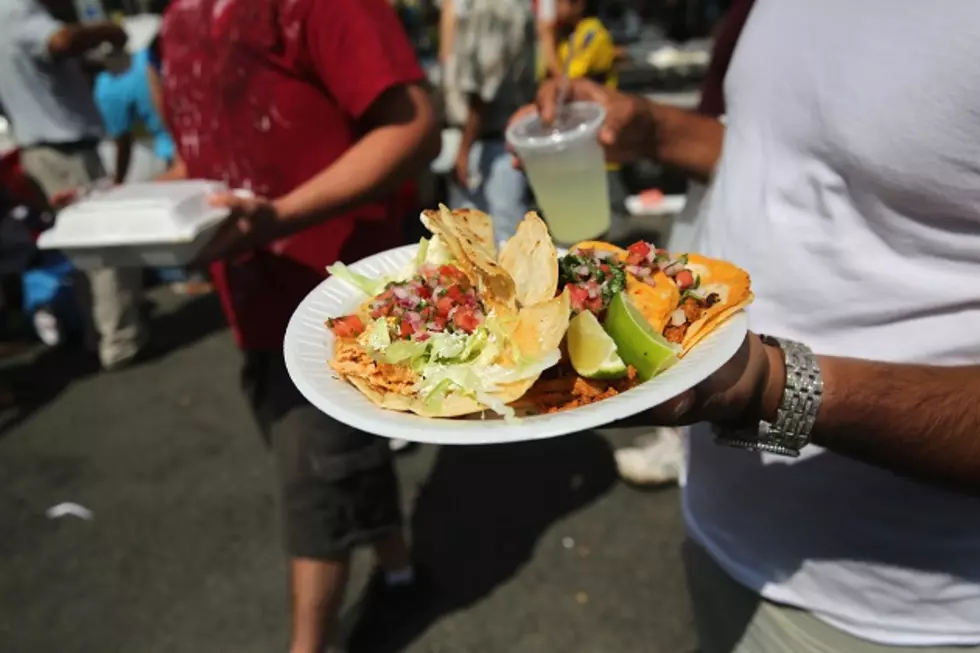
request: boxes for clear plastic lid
[41,180,229,248]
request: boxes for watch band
[714,335,824,457]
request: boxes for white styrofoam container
[38,180,229,269]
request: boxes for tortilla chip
[511,288,571,360]
[452,207,497,256]
[677,254,753,353]
[499,212,558,307]
[422,205,517,311]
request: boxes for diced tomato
[399,320,416,338]
[417,285,432,299]
[452,306,481,333]
[328,315,365,338]
[435,296,455,317]
[628,241,651,258]
[567,284,590,313]
[431,315,447,331]
[675,269,695,291]
[445,284,463,302]
[600,264,611,274]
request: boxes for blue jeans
[447,139,530,246]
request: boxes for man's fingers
[536,81,560,124]
[604,389,697,429]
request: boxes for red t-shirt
[160,0,424,350]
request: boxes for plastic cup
[506,101,610,245]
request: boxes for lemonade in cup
[506,101,610,245]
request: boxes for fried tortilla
[330,210,570,419]
[499,211,559,307]
[677,253,753,353]
[571,240,680,332]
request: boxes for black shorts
[241,350,403,560]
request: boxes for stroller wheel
[33,307,62,347]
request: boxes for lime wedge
[604,291,680,382]
[567,310,628,379]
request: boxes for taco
[561,240,752,355]
[325,206,570,420]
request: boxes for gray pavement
[0,289,696,653]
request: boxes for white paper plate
[284,244,748,445]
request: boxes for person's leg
[21,147,147,368]
[87,265,147,369]
[242,351,411,652]
[480,139,529,246]
[446,140,484,214]
[683,539,980,653]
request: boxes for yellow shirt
[558,17,618,89]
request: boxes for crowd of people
[1,1,979,653]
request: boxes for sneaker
[341,567,439,652]
[614,427,685,487]
[389,438,413,453]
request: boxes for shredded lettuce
[329,235,457,297]
[415,349,561,422]
[326,262,389,297]
[361,318,392,352]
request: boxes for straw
[553,36,577,130]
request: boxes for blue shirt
[94,48,174,162]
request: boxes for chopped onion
[626,264,640,276]
[594,250,612,260]
[392,286,410,300]
[405,311,422,327]
[645,249,657,265]
[586,284,600,299]
[670,308,687,327]
[643,276,657,287]
[576,265,590,277]
[664,261,684,277]
[635,267,652,278]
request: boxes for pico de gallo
[623,241,699,293]
[558,247,628,315]
[326,263,485,341]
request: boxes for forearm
[154,155,187,181]
[274,85,439,226]
[459,96,484,159]
[760,348,980,494]
[438,0,455,64]
[49,22,125,57]
[113,134,133,185]
[646,101,724,183]
[537,21,561,78]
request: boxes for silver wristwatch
[713,335,824,458]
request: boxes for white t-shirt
[685,0,980,646]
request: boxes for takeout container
[37,180,228,269]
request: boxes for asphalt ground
[0,289,696,653]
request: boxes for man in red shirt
[156,1,440,651]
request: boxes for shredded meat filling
[663,293,720,344]
[519,362,640,413]
[331,339,418,395]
